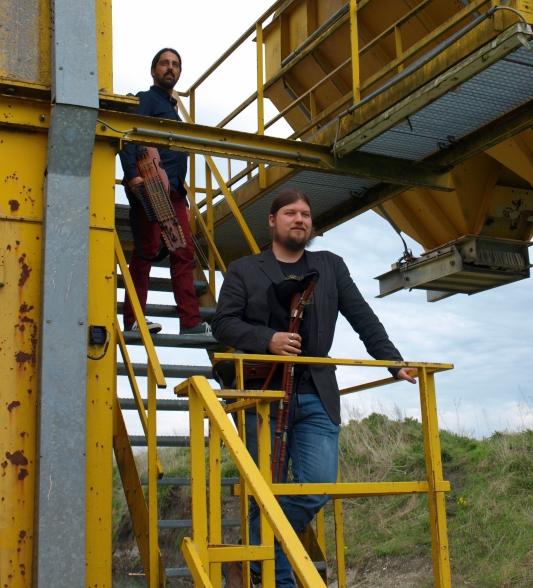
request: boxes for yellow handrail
[174,94,260,255]
[175,354,454,588]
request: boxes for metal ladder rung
[119,398,190,411]
[140,477,240,486]
[117,364,213,379]
[128,435,208,447]
[121,331,224,350]
[116,302,216,321]
[116,274,207,296]
[158,518,241,529]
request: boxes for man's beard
[156,73,177,89]
[273,229,314,252]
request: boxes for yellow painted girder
[0,90,453,192]
[207,545,274,563]
[182,538,215,588]
[232,480,450,497]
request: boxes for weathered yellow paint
[0,0,51,85]
[96,0,114,94]
[419,369,452,588]
[0,125,46,588]
[85,140,117,588]
[487,136,533,186]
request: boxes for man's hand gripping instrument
[130,146,187,251]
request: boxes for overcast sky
[112,0,533,439]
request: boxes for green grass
[327,413,533,587]
[112,415,533,587]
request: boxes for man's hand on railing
[397,367,417,384]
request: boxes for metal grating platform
[359,46,533,160]
[212,171,377,249]
[210,33,533,252]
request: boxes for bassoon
[270,273,319,483]
[130,145,187,251]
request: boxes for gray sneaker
[180,321,212,336]
[124,320,162,334]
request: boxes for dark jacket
[212,248,403,424]
[119,85,188,195]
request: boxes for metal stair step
[129,436,208,447]
[121,331,225,350]
[140,477,240,486]
[116,302,216,321]
[158,518,241,529]
[117,274,207,297]
[117,363,213,379]
[165,568,191,579]
[119,398,190,411]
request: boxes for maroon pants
[123,190,202,330]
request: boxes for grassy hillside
[112,414,533,587]
[332,413,533,587]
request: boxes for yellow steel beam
[257,401,276,587]
[334,469,346,588]
[182,538,215,588]
[419,368,452,588]
[257,22,267,189]
[189,389,210,570]
[233,480,450,497]
[207,545,274,563]
[175,382,285,399]
[208,424,222,588]
[349,0,361,104]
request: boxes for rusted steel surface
[0,127,46,588]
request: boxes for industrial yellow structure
[1,0,532,586]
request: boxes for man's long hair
[270,189,312,217]
[269,189,315,247]
[151,47,182,70]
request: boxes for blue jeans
[245,393,340,588]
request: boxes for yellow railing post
[418,368,452,588]
[189,385,210,580]
[256,21,266,189]
[349,0,361,105]
[315,509,326,555]
[189,88,197,235]
[257,401,275,587]
[334,467,347,588]
[147,362,159,588]
[205,162,216,295]
[175,95,260,255]
[208,422,222,588]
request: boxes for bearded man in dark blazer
[212,189,415,588]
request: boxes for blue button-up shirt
[119,85,188,195]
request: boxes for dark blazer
[212,248,403,424]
